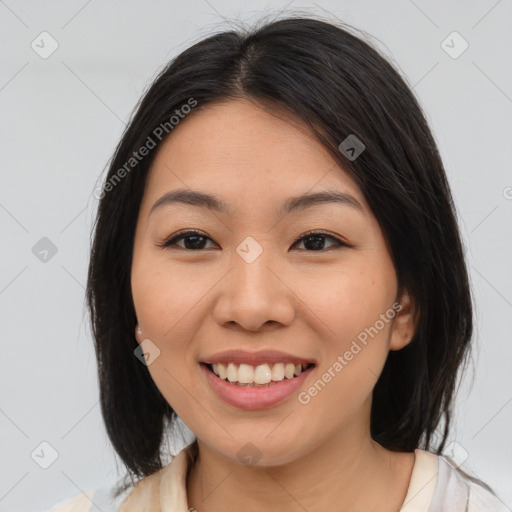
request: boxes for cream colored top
[45,442,508,511]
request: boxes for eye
[157,229,350,251]
[291,231,349,251]
[157,229,217,250]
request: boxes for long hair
[86,14,474,497]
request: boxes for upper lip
[201,349,316,367]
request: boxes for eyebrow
[149,188,364,217]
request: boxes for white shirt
[44,442,509,511]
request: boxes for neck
[186,425,415,512]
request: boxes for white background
[1,0,511,510]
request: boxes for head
[86,15,473,492]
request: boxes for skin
[131,98,418,512]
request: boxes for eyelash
[157,229,350,252]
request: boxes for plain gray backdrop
[1,1,511,510]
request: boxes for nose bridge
[213,234,295,330]
[232,234,277,294]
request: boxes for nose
[212,241,296,332]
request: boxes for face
[131,99,415,467]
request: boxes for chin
[204,435,310,469]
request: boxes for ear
[389,291,418,351]
[134,324,143,344]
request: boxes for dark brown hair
[86,14,475,497]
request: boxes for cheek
[131,255,204,342]
[302,327,390,429]
[131,253,207,387]
[301,262,395,342]
[298,262,395,403]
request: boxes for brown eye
[157,229,350,252]
[158,230,217,250]
[292,231,348,251]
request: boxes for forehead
[141,99,367,216]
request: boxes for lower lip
[200,363,314,410]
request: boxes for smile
[207,362,315,387]
[200,361,316,410]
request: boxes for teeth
[238,364,255,384]
[210,362,311,385]
[226,363,237,383]
[254,364,272,384]
[284,363,296,379]
[271,363,285,381]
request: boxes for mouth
[201,361,316,388]
[198,349,317,409]
[200,360,316,410]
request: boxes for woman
[48,15,507,512]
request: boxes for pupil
[185,235,205,249]
[305,235,324,250]
[184,234,327,250]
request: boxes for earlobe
[135,324,142,343]
[389,292,418,351]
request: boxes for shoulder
[45,486,129,512]
[118,441,198,510]
[43,442,196,512]
[428,452,509,512]
[46,490,94,512]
